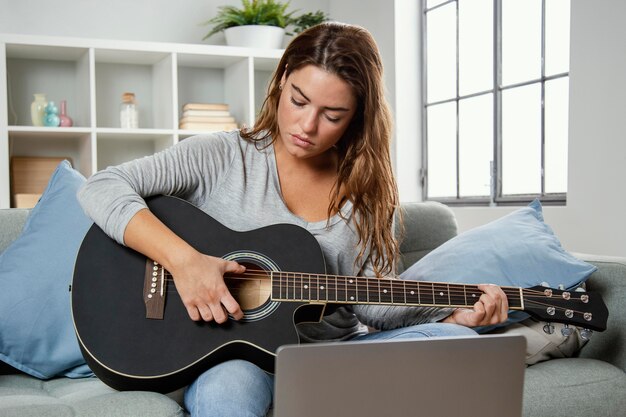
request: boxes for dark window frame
[421,0,569,206]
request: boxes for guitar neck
[270,272,524,310]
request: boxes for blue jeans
[184,323,477,417]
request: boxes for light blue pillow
[0,160,93,378]
[400,199,597,331]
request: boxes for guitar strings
[150,267,593,318]
[152,271,583,314]
[157,267,568,298]
[158,269,550,296]
[153,289,594,322]
[152,279,591,318]
[154,270,588,306]
[156,279,527,304]
[154,284,593,319]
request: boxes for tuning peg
[558,284,565,290]
[543,323,555,334]
[561,324,574,337]
[575,286,586,292]
[580,329,593,340]
[540,281,550,287]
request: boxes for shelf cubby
[0,34,283,207]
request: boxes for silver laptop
[274,334,526,417]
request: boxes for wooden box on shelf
[10,156,71,208]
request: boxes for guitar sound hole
[225,262,271,311]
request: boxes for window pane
[545,0,571,76]
[427,0,450,9]
[459,0,493,96]
[502,0,542,86]
[545,77,569,193]
[426,4,456,103]
[459,94,493,197]
[502,84,541,195]
[427,102,457,198]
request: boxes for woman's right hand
[123,208,244,324]
[168,250,245,323]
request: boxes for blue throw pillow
[399,199,597,332]
[0,160,93,378]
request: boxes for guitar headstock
[523,285,609,332]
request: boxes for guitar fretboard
[270,272,523,309]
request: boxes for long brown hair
[242,22,399,277]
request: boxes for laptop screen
[274,334,526,417]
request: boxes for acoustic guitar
[71,195,608,393]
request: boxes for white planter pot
[224,25,285,49]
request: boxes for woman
[78,22,508,417]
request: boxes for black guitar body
[71,195,327,393]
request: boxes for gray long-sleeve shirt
[77,131,452,342]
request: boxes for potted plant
[288,11,328,35]
[202,0,328,49]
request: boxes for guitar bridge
[144,259,166,319]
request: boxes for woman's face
[276,65,357,162]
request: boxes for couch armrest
[572,253,626,372]
[0,209,30,253]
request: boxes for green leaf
[201,0,327,41]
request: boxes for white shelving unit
[0,33,283,208]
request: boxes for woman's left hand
[442,284,509,327]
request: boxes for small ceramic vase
[30,93,47,126]
[59,100,73,127]
[43,101,60,127]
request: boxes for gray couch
[1,202,624,417]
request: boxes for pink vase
[59,100,73,127]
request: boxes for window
[422,0,570,204]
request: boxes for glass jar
[120,92,138,128]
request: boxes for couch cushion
[523,358,626,417]
[489,317,588,365]
[399,199,597,329]
[0,374,184,417]
[575,256,626,372]
[0,161,93,378]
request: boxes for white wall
[393,0,422,202]
[563,0,626,256]
[328,0,396,133]
[0,0,214,44]
[0,0,328,45]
